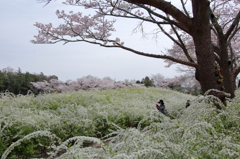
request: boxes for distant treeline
[0,67,201,96]
[0,67,58,95]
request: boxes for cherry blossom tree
[32,0,240,106]
[30,75,144,92]
[151,73,200,94]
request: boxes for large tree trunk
[191,0,216,92]
[191,0,227,107]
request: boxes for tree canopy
[32,0,240,106]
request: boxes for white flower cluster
[0,87,239,158]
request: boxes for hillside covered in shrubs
[0,87,239,158]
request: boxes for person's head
[158,99,164,105]
[187,100,190,103]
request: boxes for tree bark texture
[190,0,218,91]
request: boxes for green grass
[0,87,239,159]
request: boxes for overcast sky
[0,0,182,82]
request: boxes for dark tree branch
[225,11,240,40]
[209,8,224,37]
[180,0,190,18]
[135,3,189,33]
[39,28,198,68]
[168,18,195,63]
[125,0,192,32]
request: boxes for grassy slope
[0,87,239,159]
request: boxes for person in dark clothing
[156,99,168,114]
[186,100,190,108]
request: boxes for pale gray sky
[0,0,181,82]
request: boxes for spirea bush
[0,88,239,158]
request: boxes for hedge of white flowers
[0,87,239,158]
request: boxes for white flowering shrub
[0,88,239,158]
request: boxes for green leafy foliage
[140,76,154,87]
[0,67,58,95]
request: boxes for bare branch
[134,3,189,33]
[118,44,198,68]
[125,0,192,32]
[180,0,190,18]
[168,17,194,63]
[209,8,224,37]
[36,0,52,7]
[225,11,240,40]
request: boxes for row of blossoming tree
[30,73,200,94]
[0,67,199,95]
[30,75,144,93]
